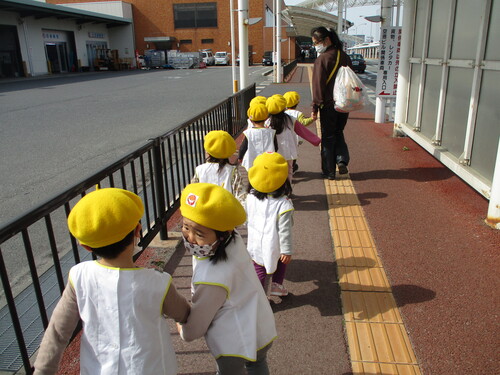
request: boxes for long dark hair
[269,112,293,135]
[210,230,235,264]
[206,155,235,173]
[311,26,343,50]
[247,179,293,200]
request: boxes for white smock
[245,195,294,273]
[191,232,277,360]
[241,127,276,170]
[195,163,237,194]
[274,116,298,161]
[285,109,301,146]
[69,261,177,375]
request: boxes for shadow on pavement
[350,167,455,183]
[392,284,437,307]
[270,258,436,320]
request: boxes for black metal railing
[0,84,255,374]
[283,59,298,80]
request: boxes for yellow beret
[283,91,300,108]
[266,94,287,115]
[248,152,289,193]
[68,188,144,248]
[249,96,267,106]
[204,130,236,159]
[180,183,246,231]
[247,103,269,122]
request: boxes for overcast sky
[284,0,381,41]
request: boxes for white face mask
[183,236,219,257]
[315,43,327,55]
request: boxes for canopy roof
[283,5,353,37]
[0,0,131,27]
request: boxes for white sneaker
[270,282,289,296]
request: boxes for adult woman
[310,26,353,180]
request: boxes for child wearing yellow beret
[246,96,268,129]
[245,152,294,297]
[192,130,245,202]
[283,91,321,174]
[265,94,298,183]
[177,183,276,375]
[33,188,190,375]
[238,103,278,171]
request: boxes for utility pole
[230,0,238,92]
[276,0,282,83]
[238,0,249,89]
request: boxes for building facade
[48,0,298,65]
[0,0,134,77]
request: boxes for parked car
[214,51,230,65]
[262,51,273,66]
[236,53,252,66]
[201,50,215,66]
[348,53,366,73]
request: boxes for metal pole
[375,0,393,123]
[152,138,168,240]
[238,0,249,89]
[486,137,500,229]
[394,0,414,131]
[273,0,277,82]
[230,0,238,92]
[276,0,282,83]
[338,0,343,34]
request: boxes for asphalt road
[0,65,272,291]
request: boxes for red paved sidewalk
[344,111,500,374]
[53,66,499,375]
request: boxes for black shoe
[293,163,299,173]
[321,172,336,180]
[338,162,349,175]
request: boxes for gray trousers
[216,342,273,375]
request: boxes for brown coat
[311,47,353,113]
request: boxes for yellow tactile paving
[308,63,421,373]
[352,361,422,375]
[338,265,392,292]
[343,291,403,323]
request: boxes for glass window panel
[412,0,430,58]
[427,0,451,58]
[174,4,196,29]
[406,63,422,126]
[196,3,217,28]
[470,70,500,182]
[485,0,500,61]
[450,0,485,60]
[441,67,474,158]
[420,65,442,139]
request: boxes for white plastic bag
[333,66,367,112]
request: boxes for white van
[214,51,230,65]
[201,50,215,66]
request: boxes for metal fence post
[152,137,168,240]
[227,99,233,136]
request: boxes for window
[180,39,192,44]
[201,39,214,44]
[174,3,217,29]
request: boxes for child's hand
[280,254,292,264]
[176,322,183,335]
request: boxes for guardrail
[283,59,298,80]
[0,84,255,374]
